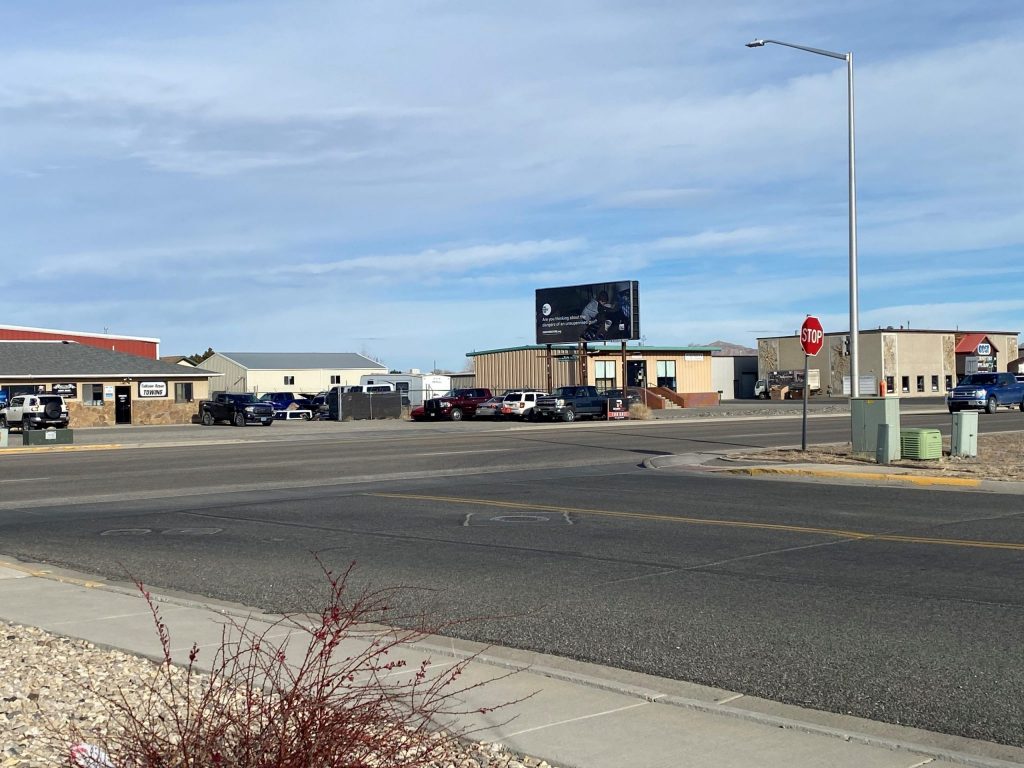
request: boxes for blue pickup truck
[946,372,1024,414]
[533,386,608,422]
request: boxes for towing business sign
[138,381,168,398]
[535,280,640,344]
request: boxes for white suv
[0,394,70,431]
[500,390,547,420]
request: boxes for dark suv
[0,394,70,431]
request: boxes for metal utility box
[851,397,901,455]
[875,423,901,464]
[900,428,942,460]
[950,411,978,458]
[0,428,8,448]
[22,428,74,446]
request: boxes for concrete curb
[726,465,983,487]
[0,443,123,454]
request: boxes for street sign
[800,316,824,356]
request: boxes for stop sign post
[799,315,823,451]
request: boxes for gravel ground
[1,620,560,768]
[731,430,1024,481]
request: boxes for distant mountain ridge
[706,340,757,357]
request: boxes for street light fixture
[746,38,860,398]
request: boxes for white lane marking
[0,477,53,483]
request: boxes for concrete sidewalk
[2,559,1022,768]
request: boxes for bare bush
[64,560,522,768]
[629,403,652,420]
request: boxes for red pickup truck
[416,388,493,421]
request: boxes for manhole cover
[463,512,573,527]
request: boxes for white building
[199,352,387,395]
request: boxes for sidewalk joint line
[502,701,650,738]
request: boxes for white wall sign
[138,381,168,398]
[104,385,115,399]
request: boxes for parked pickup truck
[199,392,275,427]
[420,388,493,421]
[533,386,608,422]
[946,372,1024,414]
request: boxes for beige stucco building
[758,328,1020,397]
[1,341,218,427]
[466,344,720,405]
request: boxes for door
[626,361,648,388]
[115,386,132,424]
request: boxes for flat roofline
[0,372,222,380]
[0,324,159,343]
[758,328,1019,340]
[467,344,720,357]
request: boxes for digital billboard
[535,280,640,344]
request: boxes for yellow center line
[371,492,1024,552]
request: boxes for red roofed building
[0,324,158,359]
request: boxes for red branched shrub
[66,559,523,768]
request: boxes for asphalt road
[2,409,1023,747]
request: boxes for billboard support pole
[578,341,587,384]
[545,345,553,392]
[621,341,627,393]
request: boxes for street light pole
[746,38,860,398]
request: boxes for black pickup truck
[199,392,275,427]
[533,386,608,422]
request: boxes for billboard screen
[535,280,640,344]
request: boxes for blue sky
[2,1,1022,372]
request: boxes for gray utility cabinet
[951,411,978,457]
[851,397,901,455]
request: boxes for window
[595,361,616,391]
[945,375,953,390]
[916,376,925,393]
[901,376,910,393]
[931,375,939,392]
[88,384,104,406]
[283,376,295,385]
[330,375,341,385]
[656,360,677,390]
[175,382,194,403]
[885,376,895,395]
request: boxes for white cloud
[0,2,1021,369]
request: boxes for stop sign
[800,316,824,356]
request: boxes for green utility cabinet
[22,428,74,446]
[852,397,901,455]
